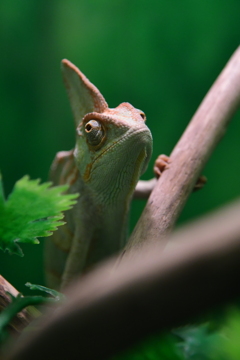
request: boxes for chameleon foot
[193,175,207,191]
[154,154,171,178]
[153,154,206,191]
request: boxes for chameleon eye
[84,120,104,146]
[139,112,146,121]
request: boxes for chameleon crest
[45,60,153,289]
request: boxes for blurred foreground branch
[6,197,240,360]
[126,46,240,253]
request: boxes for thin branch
[125,46,240,253]
[6,197,240,360]
[0,276,32,335]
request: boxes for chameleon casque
[45,60,167,290]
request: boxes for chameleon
[45,59,169,290]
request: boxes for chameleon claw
[193,175,207,191]
[154,154,171,178]
[153,154,206,191]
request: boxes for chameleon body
[45,60,153,289]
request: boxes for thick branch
[6,198,240,360]
[126,46,240,252]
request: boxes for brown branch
[126,46,240,253]
[0,276,33,335]
[6,197,240,360]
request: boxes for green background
[0,1,240,293]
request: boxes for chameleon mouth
[96,127,151,163]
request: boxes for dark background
[0,1,240,293]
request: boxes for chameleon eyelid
[84,120,105,148]
[85,120,101,132]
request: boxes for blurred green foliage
[0,1,240,292]
[113,307,240,360]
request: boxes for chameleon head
[75,103,152,203]
[61,59,152,204]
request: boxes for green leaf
[0,175,78,256]
[25,282,65,302]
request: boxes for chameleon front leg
[50,150,79,186]
[133,178,157,199]
[60,228,92,289]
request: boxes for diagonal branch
[126,46,240,253]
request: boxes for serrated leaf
[0,175,78,256]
